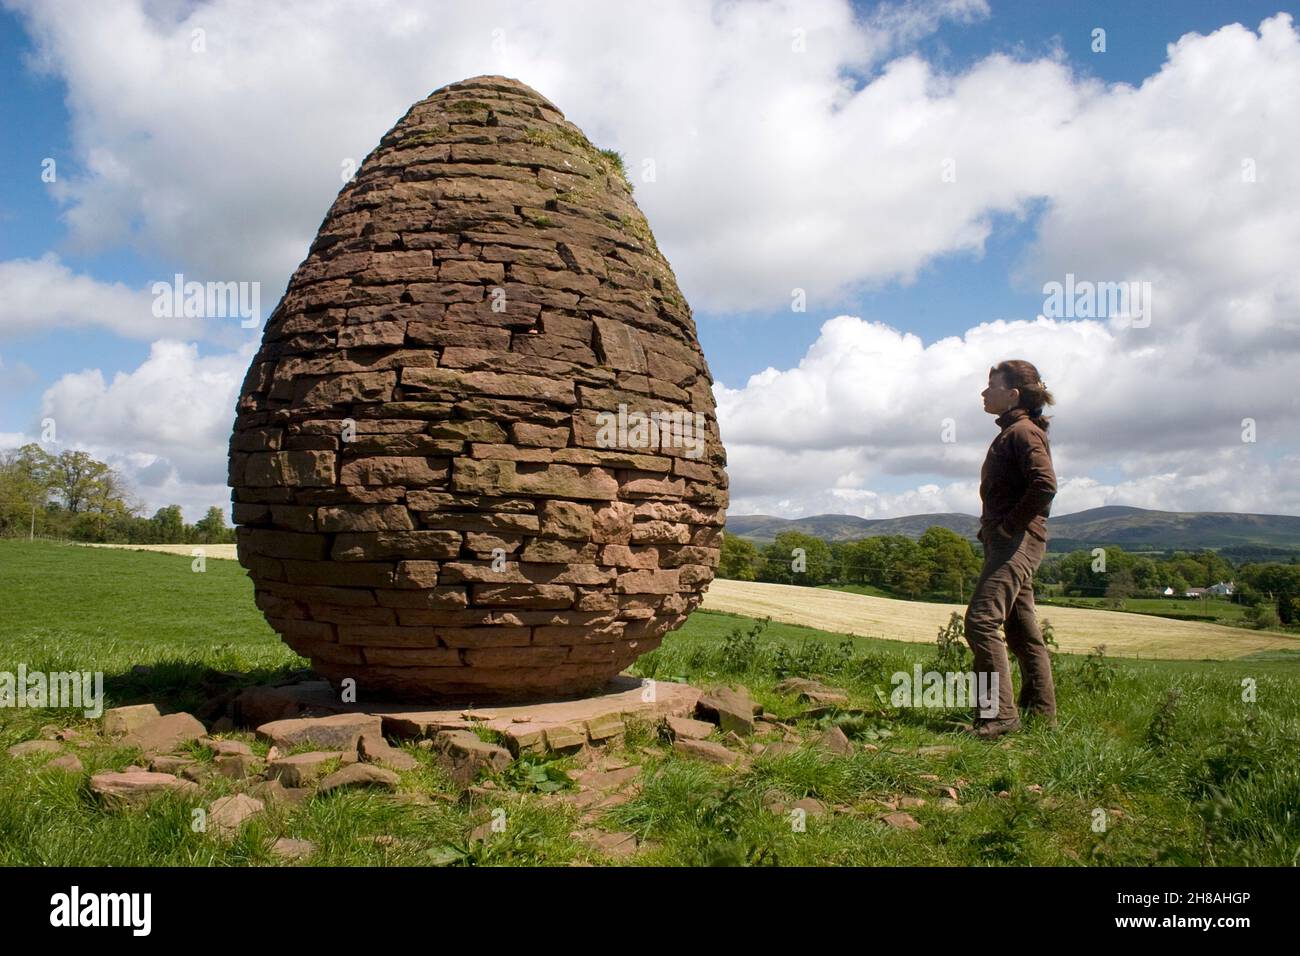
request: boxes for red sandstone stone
[229,75,727,699]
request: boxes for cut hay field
[703,579,1300,661]
[77,542,240,560]
[2,539,1298,867]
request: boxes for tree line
[0,444,232,544]
[719,528,982,600]
[718,528,1300,626]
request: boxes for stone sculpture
[228,75,728,699]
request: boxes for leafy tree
[918,526,981,599]
[0,448,50,536]
[22,446,126,514]
[193,506,231,544]
[760,531,834,586]
[895,560,935,599]
[1104,567,1135,609]
[718,533,759,581]
[1245,603,1280,629]
[1,444,229,545]
[841,538,887,586]
[151,505,185,543]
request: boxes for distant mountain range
[725,506,1300,556]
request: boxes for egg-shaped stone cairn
[228,75,728,700]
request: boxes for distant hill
[725,506,1300,555]
[727,513,978,542]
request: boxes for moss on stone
[397,126,450,148]
[449,99,493,113]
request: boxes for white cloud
[37,340,252,520]
[0,254,207,340]
[21,1,1292,324]
[10,3,1296,333]
[7,1,1300,520]
[8,0,1003,310]
[717,313,1300,518]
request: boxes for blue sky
[2,0,1298,521]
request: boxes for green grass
[1039,594,1254,623]
[1,539,1298,866]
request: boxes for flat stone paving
[234,676,701,755]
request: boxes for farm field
[1,540,1296,867]
[704,579,1300,661]
[72,543,1300,660]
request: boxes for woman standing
[964,360,1059,739]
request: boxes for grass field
[75,544,1300,656]
[1038,594,1256,625]
[1,539,1298,866]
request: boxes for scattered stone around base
[816,726,854,757]
[121,713,208,754]
[672,738,748,767]
[571,764,641,793]
[266,751,350,788]
[881,811,920,830]
[318,763,400,794]
[149,755,196,774]
[432,730,512,786]
[571,828,640,859]
[90,770,199,809]
[46,753,84,773]
[182,764,213,784]
[209,793,264,838]
[271,837,315,861]
[695,686,760,736]
[234,682,340,727]
[792,797,828,818]
[358,733,419,771]
[202,738,254,756]
[103,704,161,736]
[256,713,383,752]
[542,723,586,753]
[250,779,311,807]
[662,715,715,741]
[6,740,63,758]
[773,678,849,706]
[215,754,265,780]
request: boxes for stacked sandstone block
[228,75,728,700]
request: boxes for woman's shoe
[967,716,1022,739]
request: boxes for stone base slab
[233,676,701,755]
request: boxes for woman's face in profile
[981,371,1019,415]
